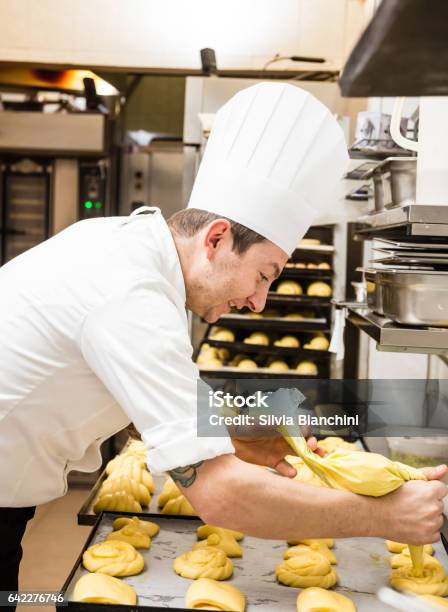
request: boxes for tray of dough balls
[78,441,204,525]
[62,508,448,611]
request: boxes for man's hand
[231,435,324,477]
[374,465,448,545]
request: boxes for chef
[0,83,446,597]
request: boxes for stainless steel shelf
[356,205,448,239]
[347,307,448,354]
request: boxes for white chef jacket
[0,207,234,507]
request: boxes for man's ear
[204,219,232,260]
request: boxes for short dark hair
[167,208,266,255]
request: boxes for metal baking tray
[375,238,448,251]
[215,314,329,332]
[199,365,325,380]
[377,269,448,327]
[61,510,446,611]
[280,267,333,279]
[364,269,384,316]
[202,339,332,361]
[374,248,448,259]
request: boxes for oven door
[0,157,51,264]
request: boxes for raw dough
[194,531,243,558]
[210,327,235,342]
[307,263,318,269]
[107,524,151,549]
[287,538,334,548]
[243,332,269,346]
[283,313,304,320]
[299,239,321,246]
[107,461,154,492]
[284,542,337,565]
[113,516,160,538]
[386,541,433,555]
[287,456,327,487]
[277,280,303,295]
[390,549,435,569]
[105,453,145,476]
[161,494,196,516]
[173,547,233,580]
[185,578,245,611]
[274,335,300,348]
[419,595,448,609]
[307,282,332,297]
[99,475,151,506]
[93,491,142,514]
[276,551,337,589]
[303,335,330,351]
[296,587,356,611]
[268,360,289,372]
[296,361,318,376]
[390,556,448,596]
[82,540,144,577]
[157,477,181,507]
[197,525,244,542]
[72,573,137,605]
[237,359,258,370]
[317,262,331,270]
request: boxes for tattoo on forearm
[169,461,204,488]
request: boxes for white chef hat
[187,82,349,255]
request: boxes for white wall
[0,0,369,71]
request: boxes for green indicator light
[84,200,93,209]
[94,201,102,209]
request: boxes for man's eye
[260,273,269,282]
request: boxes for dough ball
[296,361,318,376]
[210,327,235,342]
[304,336,330,351]
[268,360,289,372]
[299,238,321,246]
[229,353,247,367]
[317,262,331,270]
[295,262,307,269]
[248,311,263,318]
[307,282,332,297]
[73,573,137,605]
[243,332,269,346]
[390,556,448,596]
[197,346,220,365]
[237,358,258,370]
[275,551,337,589]
[82,540,144,577]
[277,280,303,295]
[307,263,318,269]
[185,578,245,611]
[174,547,233,581]
[201,357,223,368]
[283,313,304,320]
[297,587,355,612]
[274,335,300,348]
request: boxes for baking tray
[202,339,331,361]
[292,244,335,253]
[215,314,329,332]
[279,267,333,279]
[60,511,448,611]
[199,365,325,380]
[375,238,448,250]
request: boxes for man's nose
[247,285,269,313]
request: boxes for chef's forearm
[175,453,377,540]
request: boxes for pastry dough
[93,491,142,514]
[113,516,160,538]
[107,461,154,493]
[299,239,321,246]
[287,538,334,548]
[390,549,435,569]
[296,587,356,611]
[268,360,289,372]
[105,453,145,476]
[83,540,144,577]
[276,551,337,589]
[210,327,235,342]
[193,532,243,558]
[99,475,151,506]
[158,477,180,507]
[237,358,258,370]
[287,456,327,488]
[317,262,331,270]
[274,335,300,348]
[284,542,337,565]
[197,525,244,542]
[107,524,151,549]
[243,332,269,346]
[185,578,245,611]
[303,335,330,351]
[173,547,233,581]
[72,573,137,605]
[390,556,448,596]
[317,437,360,454]
[296,361,318,376]
[284,313,304,319]
[419,595,448,609]
[386,541,433,555]
[307,281,332,297]
[161,494,196,516]
[277,280,303,295]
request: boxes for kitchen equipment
[369,164,391,213]
[372,255,448,268]
[377,269,448,326]
[376,238,448,250]
[391,96,448,205]
[385,157,417,209]
[364,269,384,315]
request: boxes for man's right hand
[379,467,447,545]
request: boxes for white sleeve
[79,278,234,473]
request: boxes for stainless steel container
[378,269,448,326]
[384,157,416,209]
[369,165,392,213]
[365,269,384,315]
